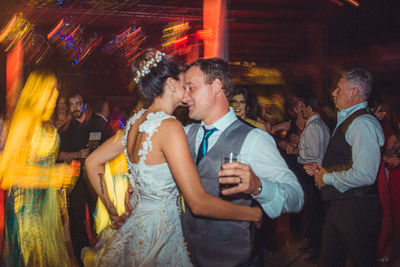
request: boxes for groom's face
[183,66,215,122]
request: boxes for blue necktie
[196,126,217,165]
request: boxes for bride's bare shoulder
[157,117,185,138]
[160,117,183,130]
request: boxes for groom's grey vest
[182,120,254,267]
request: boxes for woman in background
[52,95,71,132]
[230,87,266,130]
[379,109,400,265]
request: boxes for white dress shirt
[297,114,331,165]
[185,107,304,219]
[323,102,385,193]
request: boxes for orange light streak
[69,25,81,38]
[47,19,64,39]
[344,0,360,7]
[174,35,188,46]
[203,0,227,59]
[126,27,141,38]
[6,39,23,116]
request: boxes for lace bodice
[122,110,179,203]
[83,109,192,267]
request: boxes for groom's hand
[218,162,262,196]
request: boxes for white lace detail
[121,109,147,147]
[124,110,177,216]
[82,110,192,267]
[138,111,175,162]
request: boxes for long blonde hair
[0,71,59,185]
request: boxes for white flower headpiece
[134,51,166,83]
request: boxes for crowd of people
[0,49,399,267]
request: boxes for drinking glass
[219,152,240,192]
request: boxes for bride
[82,49,262,266]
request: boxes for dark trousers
[68,175,96,266]
[320,196,382,267]
[293,163,324,248]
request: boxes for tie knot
[196,126,217,165]
[202,126,217,139]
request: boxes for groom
[181,58,303,267]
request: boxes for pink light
[117,27,132,39]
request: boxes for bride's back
[125,110,174,166]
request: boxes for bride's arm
[85,132,130,227]
[159,119,262,223]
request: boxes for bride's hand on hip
[124,183,134,213]
[109,183,134,229]
[106,204,130,229]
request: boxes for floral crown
[133,51,166,83]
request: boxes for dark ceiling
[1,0,399,67]
[1,0,400,103]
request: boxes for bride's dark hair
[131,49,182,102]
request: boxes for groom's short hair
[186,58,233,99]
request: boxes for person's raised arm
[160,119,262,223]
[84,130,129,227]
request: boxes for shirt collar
[306,114,320,126]
[201,107,237,132]
[336,101,368,127]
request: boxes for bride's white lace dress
[82,110,192,267]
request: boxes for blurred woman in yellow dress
[0,71,75,266]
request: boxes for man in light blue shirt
[182,58,303,266]
[183,60,303,220]
[310,67,384,267]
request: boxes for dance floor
[264,214,391,267]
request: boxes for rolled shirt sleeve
[243,129,304,219]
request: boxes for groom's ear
[211,78,223,96]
